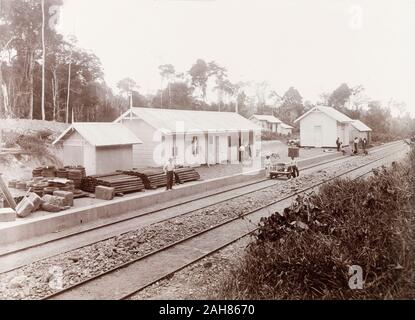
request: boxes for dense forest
[0,0,414,141]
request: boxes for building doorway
[314,126,323,147]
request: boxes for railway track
[0,141,403,275]
[42,141,408,300]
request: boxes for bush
[16,134,48,154]
[261,131,294,142]
[221,161,414,299]
[371,132,397,143]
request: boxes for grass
[220,147,415,300]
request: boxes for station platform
[0,150,343,246]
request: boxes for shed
[294,106,353,148]
[250,115,282,133]
[53,123,143,175]
[277,123,294,136]
[350,120,372,143]
[115,108,262,168]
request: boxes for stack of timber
[174,167,201,184]
[32,166,57,178]
[81,173,144,194]
[42,166,57,178]
[123,169,168,189]
[57,168,69,179]
[32,168,43,178]
[66,166,86,189]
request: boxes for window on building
[172,146,178,157]
[192,136,199,155]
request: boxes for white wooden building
[350,120,372,143]
[294,106,353,148]
[250,115,281,133]
[115,108,262,168]
[250,114,293,136]
[277,123,294,136]
[53,123,142,175]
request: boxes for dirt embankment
[0,119,68,182]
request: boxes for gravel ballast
[0,149,405,300]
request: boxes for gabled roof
[280,123,294,129]
[351,120,372,132]
[250,114,282,124]
[294,106,353,124]
[116,108,262,134]
[53,123,143,147]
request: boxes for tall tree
[41,0,46,120]
[159,64,175,107]
[275,87,304,124]
[328,83,353,110]
[188,59,209,102]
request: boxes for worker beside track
[289,157,299,178]
[163,157,176,191]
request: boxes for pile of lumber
[57,168,69,178]
[66,166,86,189]
[81,173,145,194]
[123,169,168,189]
[32,166,57,178]
[174,167,201,184]
[32,168,43,178]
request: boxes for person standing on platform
[289,157,299,178]
[336,138,341,152]
[362,138,368,155]
[264,155,271,178]
[163,157,176,191]
[354,137,359,154]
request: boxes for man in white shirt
[163,158,176,191]
[354,137,359,154]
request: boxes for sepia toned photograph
[0,0,414,307]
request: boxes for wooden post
[0,173,16,209]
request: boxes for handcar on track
[269,162,292,179]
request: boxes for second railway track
[0,141,403,276]
[41,141,408,300]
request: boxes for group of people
[336,137,368,155]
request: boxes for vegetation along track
[0,141,402,263]
[40,141,407,300]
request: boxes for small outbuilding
[350,120,372,144]
[277,123,294,136]
[250,114,293,136]
[53,123,143,175]
[294,106,353,148]
[250,115,282,133]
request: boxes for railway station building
[115,107,262,168]
[294,106,353,148]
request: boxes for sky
[57,0,415,117]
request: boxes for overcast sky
[57,0,415,116]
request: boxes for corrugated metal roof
[294,106,353,124]
[280,123,294,129]
[251,115,282,124]
[351,120,372,132]
[124,108,262,133]
[53,123,143,147]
